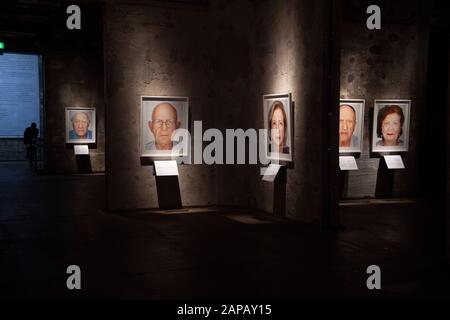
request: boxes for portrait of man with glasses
[141,96,189,157]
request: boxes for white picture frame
[339,99,365,153]
[65,107,96,144]
[140,96,189,158]
[263,93,293,162]
[372,99,411,153]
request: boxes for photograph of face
[65,108,96,143]
[140,96,189,158]
[263,93,293,162]
[372,100,410,152]
[339,100,364,153]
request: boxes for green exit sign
[0,42,4,49]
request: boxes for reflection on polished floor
[0,162,448,299]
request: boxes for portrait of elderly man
[145,102,181,151]
[339,104,359,148]
[69,111,93,140]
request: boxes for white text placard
[383,155,405,169]
[339,156,358,171]
[74,145,89,155]
[261,164,282,182]
[154,160,179,176]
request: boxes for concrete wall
[339,2,428,198]
[247,0,332,224]
[104,0,333,225]
[44,52,105,173]
[208,0,254,208]
[104,2,217,211]
[42,4,105,173]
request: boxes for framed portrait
[65,107,96,144]
[372,99,411,152]
[263,93,293,162]
[339,99,365,153]
[140,96,189,158]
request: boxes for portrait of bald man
[338,100,364,152]
[145,102,182,151]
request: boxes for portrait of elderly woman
[372,100,410,152]
[65,108,96,143]
[263,93,293,162]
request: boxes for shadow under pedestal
[155,175,182,210]
[76,155,92,173]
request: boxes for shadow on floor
[0,162,448,299]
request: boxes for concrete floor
[0,162,448,299]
